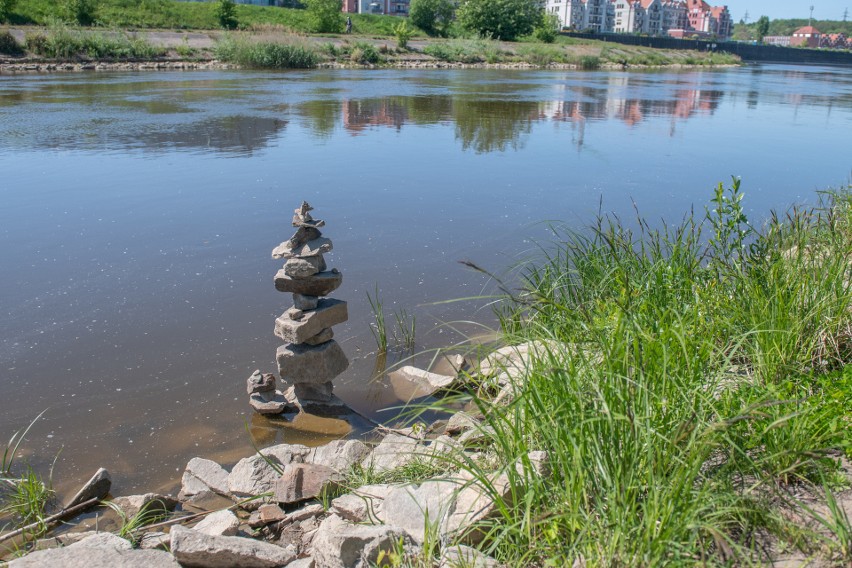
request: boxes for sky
[735,1,849,21]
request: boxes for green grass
[214,33,318,68]
[367,285,389,353]
[25,23,164,58]
[422,38,504,64]
[439,181,852,565]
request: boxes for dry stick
[0,496,100,544]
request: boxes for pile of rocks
[248,201,350,415]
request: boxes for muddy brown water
[1,65,851,499]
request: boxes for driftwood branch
[0,496,100,544]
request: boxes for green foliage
[0,30,23,55]
[515,43,565,66]
[0,0,15,23]
[532,12,559,43]
[103,499,171,545]
[24,25,164,59]
[1,467,54,536]
[456,0,543,40]
[63,0,98,26]
[423,37,503,63]
[393,19,413,49]
[214,35,318,68]
[409,0,454,37]
[305,0,342,33]
[755,15,770,43]
[578,54,600,69]
[367,285,388,351]
[215,0,238,30]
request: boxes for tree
[0,0,16,23]
[456,0,542,41]
[305,0,343,34]
[533,12,560,43]
[215,0,238,30]
[409,0,455,37]
[755,15,770,43]
[63,0,98,26]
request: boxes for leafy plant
[409,0,454,36]
[214,0,239,30]
[103,499,172,545]
[0,0,16,24]
[305,0,343,33]
[62,0,98,26]
[393,20,413,50]
[532,12,560,43]
[456,0,543,40]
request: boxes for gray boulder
[383,480,458,544]
[310,515,412,568]
[274,299,348,344]
[388,366,455,400]
[247,370,276,394]
[284,255,327,279]
[274,463,343,505]
[277,341,349,385]
[360,433,425,474]
[170,525,296,568]
[330,484,393,523]
[227,444,310,503]
[180,457,230,499]
[10,532,179,567]
[192,509,240,536]
[306,439,370,474]
[274,270,342,297]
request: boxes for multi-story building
[661,0,688,32]
[685,0,730,37]
[545,0,585,29]
[582,0,614,32]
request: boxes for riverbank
[3,182,852,566]
[0,26,741,73]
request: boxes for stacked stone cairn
[248,201,350,415]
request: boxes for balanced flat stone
[249,391,290,415]
[277,341,349,384]
[304,327,334,346]
[283,255,326,279]
[274,299,348,344]
[293,293,319,310]
[274,269,342,296]
[247,370,275,395]
[286,382,334,402]
[272,237,333,260]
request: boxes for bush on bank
[449,181,852,565]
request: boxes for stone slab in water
[277,341,348,384]
[283,255,326,279]
[249,391,292,415]
[274,299,348,344]
[274,269,342,296]
[304,327,334,346]
[272,236,333,260]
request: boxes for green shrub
[516,44,565,66]
[456,0,542,40]
[215,0,239,30]
[305,0,342,33]
[0,30,23,55]
[215,35,318,68]
[578,54,599,69]
[63,0,98,26]
[22,25,163,59]
[409,0,454,36]
[532,12,559,43]
[0,0,16,24]
[349,40,380,64]
[392,20,413,49]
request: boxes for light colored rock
[457,426,496,449]
[227,444,310,502]
[306,439,371,474]
[259,503,287,524]
[247,370,276,394]
[310,515,412,568]
[304,327,334,346]
[138,531,170,551]
[32,531,101,551]
[170,525,296,568]
[445,471,513,543]
[281,502,325,525]
[274,270,342,296]
[383,480,458,544]
[193,509,240,536]
[284,256,327,279]
[274,299,348,344]
[361,433,425,474]
[10,532,179,567]
[272,236,333,260]
[427,435,462,458]
[180,457,230,499]
[287,382,335,403]
[65,468,111,508]
[445,412,480,436]
[515,450,550,478]
[330,484,393,523]
[477,341,558,391]
[389,365,455,401]
[293,293,320,310]
[274,463,343,505]
[286,558,316,568]
[110,493,178,519]
[277,341,349,385]
[250,390,291,415]
[440,545,503,568]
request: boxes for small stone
[258,503,286,524]
[246,370,276,395]
[285,226,323,251]
[284,256,327,279]
[249,391,291,415]
[274,299,348,345]
[193,509,240,537]
[330,484,393,524]
[64,468,111,509]
[170,525,296,568]
[272,237,333,260]
[293,294,319,310]
[286,382,335,403]
[303,327,334,346]
[274,269,342,296]
[273,463,343,505]
[277,341,349,385]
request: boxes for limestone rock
[310,515,412,568]
[330,484,393,523]
[477,341,557,389]
[272,237,333,260]
[250,390,291,415]
[277,341,349,385]
[306,439,370,474]
[286,226,323,251]
[193,509,240,537]
[383,480,457,544]
[247,370,276,394]
[293,293,320,310]
[180,457,230,499]
[360,433,425,474]
[515,450,550,478]
[138,531,170,551]
[274,463,343,505]
[389,365,455,400]
[440,545,503,568]
[445,471,513,543]
[227,444,310,501]
[65,468,111,509]
[10,532,179,568]
[275,269,342,296]
[274,300,348,344]
[110,493,178,519]
[170,525,296,568]
[304,327,334,346]
[445,412,481,436]
[284,256,327,279]
[285,558,316,568]
[287,382,335,403]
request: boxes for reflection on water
[0,65,850,497]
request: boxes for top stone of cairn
[272,201,332,260]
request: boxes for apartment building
[547,0,727,37]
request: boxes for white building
[545,0,585,29]
[614,0,665,35]
[582,0,614,32]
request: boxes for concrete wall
[562,32,852,64]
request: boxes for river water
[1,64,850,496]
